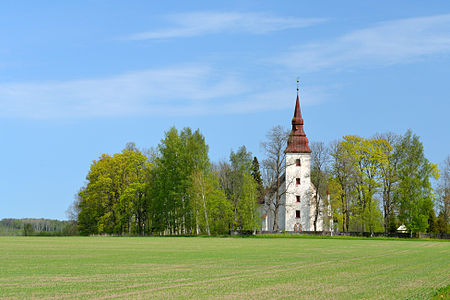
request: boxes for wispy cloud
[278,14,450,72]
[0,65,325,119]
[127,12,326,40]
[220,85,331,114]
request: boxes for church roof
[285,91,311,153]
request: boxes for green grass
[0,237,448,299]
[432,285,450,299]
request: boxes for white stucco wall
[260,152,327,232]
[285,153,311,231]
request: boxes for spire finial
[285,78,311,154]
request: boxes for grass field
[0,236,449,299]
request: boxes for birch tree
[217,147,259,232]
[373,132,401,232]
[329,140,355,232]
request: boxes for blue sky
[1,1,449,220]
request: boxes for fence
[255,230,450,239]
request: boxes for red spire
[285,90,311,153]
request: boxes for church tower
[284,88,312,232]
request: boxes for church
[261,90,328,232]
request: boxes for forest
[72,127,263,236]
[69,126,449,236]
[0,218,76,236]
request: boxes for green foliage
[376,132,401,233]
[62,221,78,236]
[432,285,450,300]
[73,126,441,236]
[78,147,151,235]
[329,130,439,234]
[329,140,355,232]
[437,211,449,234]
[338,135,388,233]
[395,130,439,234]
[189,170,232,235]
[149,127,210,234]
[251,156,264,201]
[387,212,399,233]
[220,146,260,231]
[428,208,438,233]
[238,173,260,231]
[0,218,75,236]
[76,128,260,236]
[23,223,34,236]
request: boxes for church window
[296,196,300,202]
[295,210,301,218]
[296,159,301,166]
[296,178,300,185]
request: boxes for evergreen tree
[427,208,438,233]
[251,157,264,202]
[437,211,448,234]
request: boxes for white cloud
[278,14,450,72]
[0,65,326,119]
[0,65,241,119]
[127,12,326,40]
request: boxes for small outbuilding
[397,224,407,233]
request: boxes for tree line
[310,130,448,235]
[0,218,77,236]
[71,126,449,236]
[73,127,263,236]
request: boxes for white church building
[261,91,329,232]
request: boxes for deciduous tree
[340,136,387,233]
[395,130,439,234]
[436,155,450,234]
[261,125,289,231]
[329,140,355,232]
[310,141,329,232]
[77,145,151,235]
[374,132,401,233]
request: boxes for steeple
[285,86,311,153]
